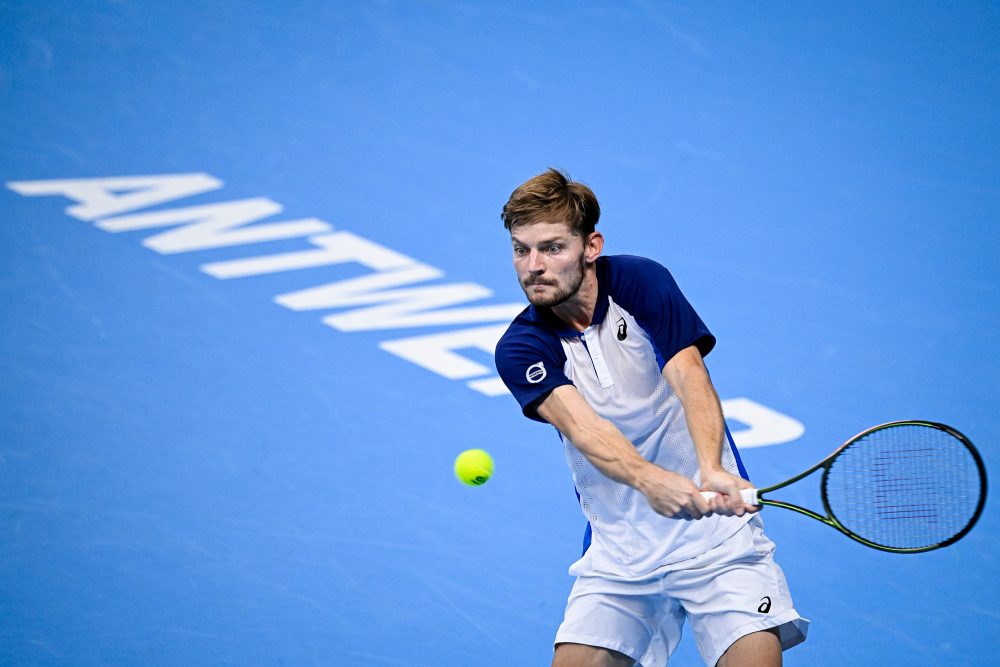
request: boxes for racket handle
[700,488,760,506]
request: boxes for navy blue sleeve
[603,256,716,364]
[495,320,572,423]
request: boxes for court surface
[2,2,998,665]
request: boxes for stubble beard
[521,253,587,309]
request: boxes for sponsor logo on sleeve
[526,361,547,384]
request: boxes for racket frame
[755,420,987,553]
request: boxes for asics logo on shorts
[758,596,772,614]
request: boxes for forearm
[537,385,706,517]
[677,371,727,475]
[537,386,655,488]
[662,345,735,478]
[663,346,753,510]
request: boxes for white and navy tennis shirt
[496,255,751,580]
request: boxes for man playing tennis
[495,169,808,666]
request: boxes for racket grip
[700,488,760,506]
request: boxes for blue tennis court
[2,2,998,664]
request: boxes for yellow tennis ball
[454,449,494,486]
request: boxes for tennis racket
[701,420,987,553]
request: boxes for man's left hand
[700,467,759,517]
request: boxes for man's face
[511,221,587,308]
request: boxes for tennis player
[494,169,808,666]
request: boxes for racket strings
[825,424,983,550]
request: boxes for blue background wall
[2,2,998,664]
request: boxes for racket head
[820,421,987,553]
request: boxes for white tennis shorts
[554,515,809,666]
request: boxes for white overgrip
[700,488,760,506]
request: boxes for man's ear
[584,231,604,264]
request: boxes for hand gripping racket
[702,420,987,553]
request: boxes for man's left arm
[663,345,757,516]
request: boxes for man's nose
[527,250,545,272]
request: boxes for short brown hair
[501,168,600,237]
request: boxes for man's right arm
[536,384,714,519]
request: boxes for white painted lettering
[6,170,808,448]
[380,324,509,379]
[322,285,523,332]
[277,265,444,310]
[6,173,222,221]
[207,230,420,280]
[466,377,510,397]
[271,234,523,331]
[721,397,805,448]
[97,199,333,254]
[202,231,389,278]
